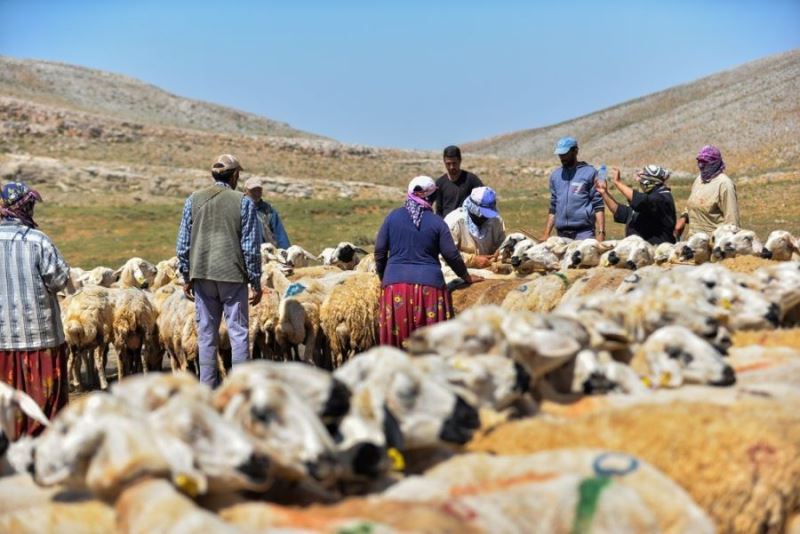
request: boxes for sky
[1,0,799,149]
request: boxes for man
[444,186,506,268]
[0,182,70,437]
[596,166,676,245]
[542,136,605,241]
[176,154,262,387]
[244,177,291,249]
[433,145,484,218]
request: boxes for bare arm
[595,177,619,215]
[543,213,555,240]
[611,168,634,202]
[594,211,606,241]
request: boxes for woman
[675,145,740,238]
[0,182,70,437]
[375,176,479,349]
[443,186,506,268]
[596,166,676,245]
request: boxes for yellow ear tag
[641,376,652,388]
[720,298,733,310]
[175,474,200,498]
[388,447,406,472]
[660,372,672,387]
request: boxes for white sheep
[761,230,799,261]
[113,257,158,289]
[61,287,113,391]
[319,242,369,270]
[712,229,764,260]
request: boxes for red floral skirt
[379,283,455,349]
[0,343,68,439]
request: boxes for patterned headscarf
[696,145,726,183]
[0,182,42,228]
[462,197,488,239]
[404,176,437,229]
[636,165,671,193]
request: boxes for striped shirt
[0,219,70,350]
[176,181,262,289]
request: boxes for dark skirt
[379,283,455,349]
[0,343,68,439]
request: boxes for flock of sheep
[0,224,798,532]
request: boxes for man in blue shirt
[244,177,291,249]
[542,136,605,241]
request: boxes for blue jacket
[548,162,604,231]
[254,200,291,249]
[375,207,468,288]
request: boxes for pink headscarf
[696,145,726,182]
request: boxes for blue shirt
[176,182,262,289]
[548,162,604,231]
[254,199,291,249]
[375,207,468,288]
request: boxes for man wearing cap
[596,166,677,245]
[243,177,291,249]
[542,137,605,241]
[433,145,484,218]
[444,186,506,269]
[176,154,262,387]
[0,182,70,437]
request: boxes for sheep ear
[15,391,49,428]
[304,250,317,260]
[354,248,369,255]
[112,268,123,281]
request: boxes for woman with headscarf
[0,182,71,438]
[675,145,740,238]
[595,165,676,245]
[374,176,481,349]
[443,186,506,268]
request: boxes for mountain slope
[0,55,321,139]
[464,49,800,174]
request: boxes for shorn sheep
[61,287,113,390]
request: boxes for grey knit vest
[189,185,246,283]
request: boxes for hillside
[464,49,800,175]
[0,55,321,139]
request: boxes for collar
[213,181,232,190]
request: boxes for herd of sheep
[0,225,798,532]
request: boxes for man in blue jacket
[541,136,605,241]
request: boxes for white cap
[244,177,263,190]
[407,175,437,195]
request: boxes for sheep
[448,278,529,313]
[0,382,49,471]
[113,257,158,289]
[761,230,799,261]
[319,242,369,270]
[353,253,377,273]
[559,267,632,305]
[283,245,318,268]
[468,398,800,534]
[711,223,740,245]
[79,266,117,287]
[600,235,655,269]
[319,272,381,367]
[107,287,159,378]
[61,287,113,391]
[561,238,615,269]
[497,232,534,263]
[248,287,282,361]
[755,261,800,325]
[151,256,179,290]
[712,229,764,261]
[669,232,712,265]
[501,274,570,313]
[511,242,560,273]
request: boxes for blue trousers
[193,279,249,386]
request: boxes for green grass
[35,178,800,269]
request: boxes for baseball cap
[467,186,499,218]
[212,154,243,173]
[553,136,578,155]
[408,175,437,195]
[244,177,263,190]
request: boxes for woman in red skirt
[0,182,71,438]
[374,176,481,349]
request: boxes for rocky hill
[0,55,320,139]
[464,49,800,175]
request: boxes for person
[375,176,481,349]
[432,145,484,218]
[176,154,263,387]
[595,166,677,245]
[542,136,605,241]
[444,186,506,268]
[243,177,291,249]
[0,182,70,438]
[675,145,740,238]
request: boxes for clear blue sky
[1,0,798,149]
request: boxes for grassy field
[37,176,800,269]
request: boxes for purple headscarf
[696,145,726,183]
[0,182,42,228]
[405,193,433,229]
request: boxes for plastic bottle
[597,164,607,183]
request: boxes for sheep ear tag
[387,447,406,472]
[174,473,200,498]
[133,265,146,285]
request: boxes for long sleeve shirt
[254,199,291,249]
[0,219,70,350]
[683,173,740,237]
[375,207,468,288]
[444,209,507,266]
[612,185,677,245]
[176,182,262,289]
[548,162,604,231]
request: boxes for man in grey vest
[176,154,262,386]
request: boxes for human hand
[466,274,485,284]
[611,167,623,187]
[183,281,194,302]
[472,255,493,269]
[594,177,608,194]
[249,287,263,306]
